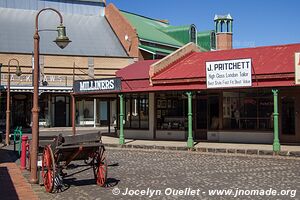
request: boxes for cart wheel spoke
[93,147,107,187]
[42,145,56,193]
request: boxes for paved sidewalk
[0,147,38,200]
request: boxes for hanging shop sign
[74,78,121,93]
[295,53,300,85]
[206,58,252,88]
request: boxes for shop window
[222,91,273,130]
[76,99,94,126]
[124,94,149,129]
[156,92,187,130]
[39,96,49,127]
[0,95,5,128]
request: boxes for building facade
[108,42,300,144]
[0,0,136,130]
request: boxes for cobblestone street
[33,149,300,200]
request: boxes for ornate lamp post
[5,59,22,146]
[30,8,71,184]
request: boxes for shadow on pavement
[105,178,120,187]
[0,148,19,163]
[0,167,19,200]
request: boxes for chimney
[214,14,233,50]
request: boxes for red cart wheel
[42,145,56,193]
[93,147,107,187]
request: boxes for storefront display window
[156,92,187,130]
[124,94,149,129]
[39,96,49,127]
[76,99,94,126]
[223,91,273,130]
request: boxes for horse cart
[41,132,107,193]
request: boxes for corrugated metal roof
[197,31,214,51]
[0,7,128,57]
[0,0,105,16]
[116,60,157,80]
[121,11,184,47]
[116,43,300,92]
[153,43,300,81]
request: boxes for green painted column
[119,94,125,145]
[272,89,281,152]
[186,92,194,148]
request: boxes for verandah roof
[116,43,300,93]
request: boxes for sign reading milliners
[206,58,252,88]
[74,78,121,93]
[295,53,300,85]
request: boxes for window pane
[156,92,186,130]
[124,98,131,128]
[123,94,149,129]
[140,98,149,129]
[131,97,139,128]
[222,91,272,130]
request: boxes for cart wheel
[42,145,56,193]
[93,147,107,187]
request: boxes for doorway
[99,101,110,126]
[54,96,66,127]
[195,97,208,140]
[12,94,30,127]
[281,97,295,135]
[208,96,220,130]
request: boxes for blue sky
[107,0,300,48]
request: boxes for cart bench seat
[56,142,103,150]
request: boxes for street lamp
[30,8,71,184]
[5,59,22,146]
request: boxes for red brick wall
[105,3,139,58]
[216,33,232,50]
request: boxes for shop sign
[1,74,63,83]
[295,53,300,85]
[206,58,252,88]
[74,78,121,93]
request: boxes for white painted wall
[156,130,186,140]
[208,131,273,144]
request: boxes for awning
[1,86,73,93]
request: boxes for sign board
[73,78,121,93]
[206,58,252,88]
[295,53,300,85]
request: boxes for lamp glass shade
[54,24,71,49]
[15,66,22,76]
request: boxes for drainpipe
[119,94,125,145]
[272,89,280,153]
[186,92,194,148]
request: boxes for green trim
[139,45,174,55]
[119,94,125,145]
